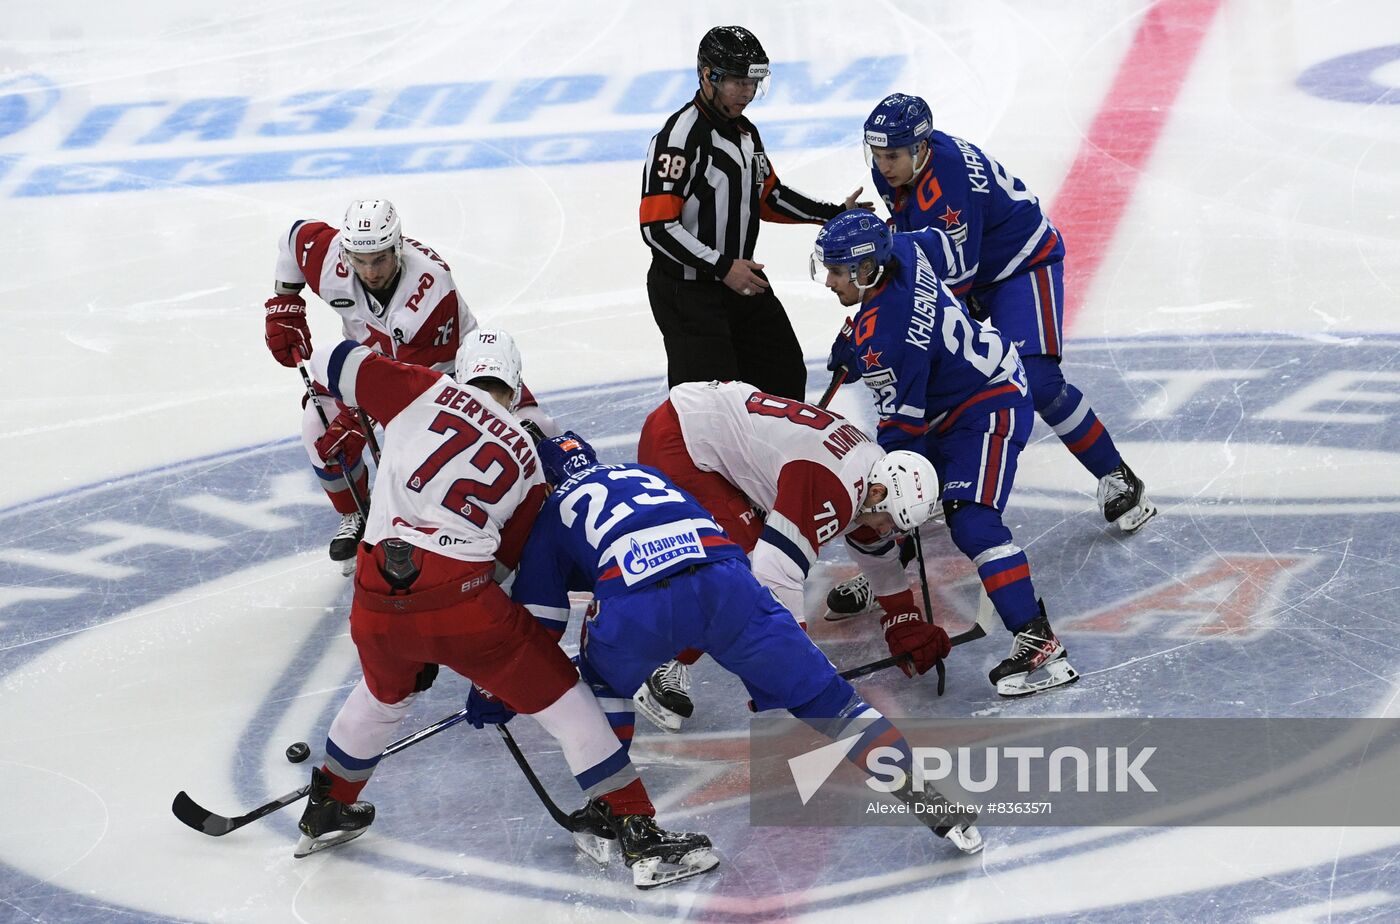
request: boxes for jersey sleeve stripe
[325,340,370,406]
[639,193,684,224]
[758,520,815,578]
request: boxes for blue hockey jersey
[512,462,746,637]
[852,233,1028,453]
[871,130,1064,297]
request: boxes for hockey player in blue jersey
[812,210,1079,697]
[493,431,982,856]
[859,93,1154,536]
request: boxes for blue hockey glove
[827,317,862,383]
[466,684,515,729]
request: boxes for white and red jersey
[310,341,547,567]
[276,220,478,373]
[667,380,904,614]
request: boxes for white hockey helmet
[340,199,402,258]
[864,450,939,531]
[455,328,523,403]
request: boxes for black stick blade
[172,791,235,836]
[171,785,311,837]
[950,624,987,647]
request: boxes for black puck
[285,741,311,763]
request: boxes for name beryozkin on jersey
[432,386,538,478]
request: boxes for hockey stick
[816,365,847,409]
[836,624,985,683]
[949,589,998,647]
[494,725,580,833]
[292,349,369,519]
[357,408,381,466]
[171,706,474,837]
[909,528,947,696]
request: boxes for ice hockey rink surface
[3,0,1400,920]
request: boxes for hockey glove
[313,404,368,469]
[826,317,862,384]
[879,591,950,679]
[466,684,515,729]
[264,294,311,367]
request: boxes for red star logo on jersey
[860,345,884,369]
[938,205,962,229]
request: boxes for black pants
[647,261,807,400]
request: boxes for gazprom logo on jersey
[0,56,904,197]
[617,522,706,583]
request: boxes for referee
[639,25,870,400]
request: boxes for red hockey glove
[313,404,367,467]
[879,591,950,678]
[264,294,311,367]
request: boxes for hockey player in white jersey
[631,379,950,730]
[293,329,715,888]
[262,198,554,572]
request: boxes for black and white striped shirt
[640,92,842,282]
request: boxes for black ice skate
[825,537,924,620]
[892,779,984,855]
[824,573,878,621]
[989,603,1080,698]
[329,510,366,575]
[633,660,692,733]
[1097,461,1157,533]
[570,798,719,889]
[294,767,375,858]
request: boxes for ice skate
[892,779,984,855]
[570,798,718,889]
[329,510,366,575]
[824,573,878,621]
[294,767,375,858]
[634,660,692,733]
[990,604,1080,698]
[1097,462,1156,534]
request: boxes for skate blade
[337,557,357,577]
[631,848,720,889]
[1115,497,1158,534]
[293,827,366,858]
[946,823,984,855]
[632,690,683,733]
[996,658,1080,698]
[573,831,614,866]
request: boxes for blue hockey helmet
[863,93,934,151]
[538,431,601,485]
[811,210,893,287]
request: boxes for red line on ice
[1054,0,1223,326]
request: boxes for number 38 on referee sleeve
[656,152,687,180]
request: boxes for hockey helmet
[698,26,770,93]
[537,431,601,485]
[811,209,893,287]
[455,328,523,403]
[340,199,403,258]
[863,93,934,151]
[864,451,939,532]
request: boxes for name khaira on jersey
[617,520,708,584]
[429,384,538,479]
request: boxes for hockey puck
[285,742,311,763]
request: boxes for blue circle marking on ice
[0,73,60,139]
[3,336,1400,919]
[1297,44,1400,105]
